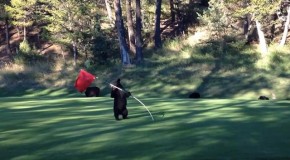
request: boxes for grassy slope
[0,29,289,99]
[1,97,290,160]
[0,47,289,100]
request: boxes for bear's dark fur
[85,87,100,97]
[189,92,201,98]
[258,96,269,100]
[111,79,131,120]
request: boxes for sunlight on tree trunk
[120,45,130,64]
[114,0,131,65]
[23,26,27,41]
[243,14,253,41]
[255,20,268,56]
[280,6,290,46]
[73,42,77,66]
[126,0,136,56]
[105,0,113,25]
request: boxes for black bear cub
[111,79,131,120]
[258,96,269,100]
[189,92,201,98]
[85,87,100,97]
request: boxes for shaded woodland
[1,0,289,67]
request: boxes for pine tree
[0,0,11,54]
[201,0,282,56]
[5,0,37,41]
[44,0,97,65]
[231,0,282,55]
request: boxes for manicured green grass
[1,97,290,160]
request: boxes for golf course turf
[1,97,290,160]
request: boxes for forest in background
[0,0,289,99]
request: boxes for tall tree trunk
[255,20,268,56]
[17,27,20,39]
[105,0,113,24]
[175,0,182,35]
[114,0,131,65]
[135,0,143,63]
[243,1,253,43]
[73,41,78,66]
[154,0,162,49]
[243,14,251,40]
[169,0,175,23]
[5,17,11,55]
[280,6,290,46]
[23,26,27,41]
[126,0,136,56]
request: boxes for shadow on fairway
[129,111,165,121]
[1,97,290,160]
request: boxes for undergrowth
[0,38,289,99]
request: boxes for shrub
[14,40,46,65]
[19,40,32,54]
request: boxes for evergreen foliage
[199,0,230,39]
[0,1,8,20]
[19,40,32,54]
[44,0,98,54]
[5,0,37,29]
[91,33,118,65]
[0,0,290,66]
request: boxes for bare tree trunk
[23,18,27,41]
[23,26,27,41]
[170,0,175,23]
[73,41,78,66]
[5,17,11,55]
[135,0,143,63]
[17,27,20,39]
[154,0,162,49]
[270,13,277,41]
[114,0,131,65]
[243,14,251,41]
[61,46,65,60]
[175,0,182,35]
[105,0,113,24]
[280,6,290,46]
[256,20,268,56]
[126,0,136,56]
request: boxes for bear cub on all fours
[189,92,201,98]
[85,87,100,97]
[258,96,269,100]
[111,79,131,121]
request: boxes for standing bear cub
[111,79,131,120]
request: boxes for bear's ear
[117,78,121,83]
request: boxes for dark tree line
[1,0,289,66]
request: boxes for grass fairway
[1,97,290,160]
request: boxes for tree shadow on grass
[1,98,290,159]
[89,99,290,160]
[126,38,289,99]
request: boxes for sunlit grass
[1,97,290,160]
[0,34,290,100]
